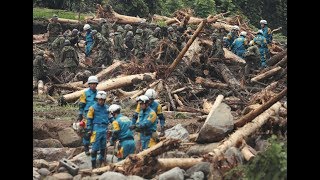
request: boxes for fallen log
[173,94,184,107]
[171,87,189,94]
[38,80,44,95]
[195,77,228,89]
[176,106,208,115]
[53,84,83,91]
[165,83,176,111]
[166,19,207,78]
[267,49,287,66]
[212,22,234,32]
[130,80,161,100]
[241,145,255,161]
[274,55,287,68]
[208,102,282,161]
[202,99,213,114]
[93,60,124,83]
[62,72,156,102]
[215,63,241,86]
[115,89,140,99]
[96,4,146,24]
[187,142,220,156]
[158,158,204,171]
[163,111,202,118]
[234,87,287,127]
[53,18,80,24]
[251,66,282,83]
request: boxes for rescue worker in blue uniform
[109,104,135,161]
[77,76,99,155]
[131,89,165,137]
[86,91,111,168]
[253,30,268,68]
[223,25,239,48]
[83,24,93,57]
[130,95,157,150]
[230,31,248,58]
[260,20,272,59]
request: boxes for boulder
[33,138,63,148]
[33,159,49,169]
[58,128,82,147]
[186,162,212,179]
[159,167,185,180]
[52,172,73,180]
[164,124,189,142]
[99,171,127,180]
[196,103,234,143]
[33,148,75,161]
[224,147,244,165]
[190,171,204,180]
[127,175,144,180]
[38,168,51,176]
[34,167,41,180]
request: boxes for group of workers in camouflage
[76,75,165,168]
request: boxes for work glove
[159,126,165,137]
[77,114,83,121]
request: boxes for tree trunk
[223,48,247,64]
[274,55,287,68]
[195,77,228,89]
[165,84,176,111]
[209,102,282,161]
[202,99,213,114]
[93,60,124,83]
[115,89,140,99]
[50,18,80,24]
[96,4,146,24]
[130,80,161,100]
[215,63,241,86]
[241,145,255,161]
[62,72,156,102]
[267,49,287,66]
[212,22,234,32]
[187,142,220,156]
[176,106,208,115]
[157,158,204,171]
[166,20,207,78]
[163,111,202,118]
[251,66,282,83]
[234,88,287,127]
[171,87,189,94]
[53,84,83,91]
[173,94,184,107]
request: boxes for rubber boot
[91,160,96,169]
[84,145,90,155]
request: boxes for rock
[186,162,212,179]
[255,138,269,152]
[99,171,127,180]
[159,150,189,158]
[190,171,204,180]
[34,167,41,180]
[34,138,63,148]
[33,159,49,168]
[33,148,75,161]
[196,103,234,143]
[225,147,244,165]
[164,124,189,142]
[72,174,81,180]
[127,175,144,180]
[71,152,92,170]
[52,172,73,180]
[106,154,118,163]
[58,166,67,173]
[43,176,59,180]
[159,167,185,180]
[38,168,51,176]
[58,128,82,147]
[81,176,99,180]
[48,161,60,171]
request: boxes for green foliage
[175,112,190,119]
[156,20,167,27]
[225,135,287,180]
[108,0,149,17]
[161,0,183,16]
[33,7,88,20]
[193,0,216,17]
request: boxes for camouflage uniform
[51,35,65,62]
[114,26,126,59]
[209,34,225,59]
[33,51,48,82]
[92,32,113,67]
[146,35,159,53]
[243,45,260,74]
[47,18,62,49]
[153,27,162,39]
[142,28,153,47]
[67,29,80,47]
[133,29,144,58]
[61,42,79,74]
[124,31,134,60]
[100,19,111,39]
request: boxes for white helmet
[87,76,98,84]
[232,25,240,31]
[260,20,267,25]
[257,30,263,34]
[96,91,107,99]
[108,104,121,113]
[249,40,254,46]
[83,24,91,31]
[137,95,149,103]
[145,89,157,99]
[240,31,247,37]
